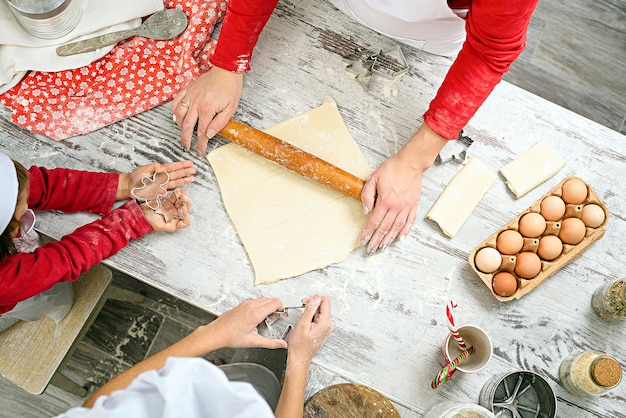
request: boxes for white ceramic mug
[442,324,492,373]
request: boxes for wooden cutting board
[304,383,400,417]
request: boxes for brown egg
[518,212,546,238]
[474,247,502,273]
[492,272,518,297]
[514,252,542,279]
[538,235,563,261]
[540,195,566,221]
[496,230,524,255]
[559,217,586,245]
[561,178,588,204]
[581,204,606,228]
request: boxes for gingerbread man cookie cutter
[131,171,187,222]
[131,171,170,210]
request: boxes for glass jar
[559,351,622,396]
[591,280,626,322]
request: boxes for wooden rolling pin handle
[218,119,365,201]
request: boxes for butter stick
[499,139,565,198]
[426,156,496,238]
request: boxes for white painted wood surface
[1,0,624,416]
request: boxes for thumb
[361,176,377,215]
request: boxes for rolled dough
[426,156,496,238]
[207,97,371,285]
[499,139,565,198]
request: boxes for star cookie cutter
[131,171,170,210]
[342,45,409,91]
[154,190,187,223]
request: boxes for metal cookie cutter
[342,47,380,91]
[371,45,409,81]
[155,191,187,223]
[258,304,306,341]
[131,171,187,222]
[131,171,170,209]
[435,130,474,165]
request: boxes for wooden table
[1,0,624,416]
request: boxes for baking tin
[479,370,557,418]
[7,0,82,39]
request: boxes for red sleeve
[27,166,119,215]
[210,0,279,73]
[424,0,539,139]
[0,200,153,313]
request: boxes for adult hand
[118,160,196,201]
[287,294,333,366]
[172,66,244,156]
[208,298,288,350]
[140,189,191,232]
[360,124,448,254]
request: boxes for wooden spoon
[56,9,188,56]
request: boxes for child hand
[140,191,192,232]
[118,160,196,200]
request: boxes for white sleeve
[56,357,275,418]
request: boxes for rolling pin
[218,119,365,201]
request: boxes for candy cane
[446,300,467,349]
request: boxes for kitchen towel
[0,0,164,93]
[0,0,225,140]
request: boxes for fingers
[162,160,196,188]
[175,201,192,230]
[298,295,322,326]
[398,207,417,241]
[181,106,200,153]
[173,90,201,153]
[254,336,288,350]
[361,175,377,215]
[249,297,285,324]
[363,208,412,254]
[195,110,231,157]
[316,296,332,319]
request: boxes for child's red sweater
[0,167,153,314]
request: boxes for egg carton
[468,176,609,302]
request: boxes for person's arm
[361,0,539,253]
[172,0,279,156]
[424,0,540,139]
[27,167,119,214]
[0,200,153,311]
[28,160,196,213]
[82,297,288,408]
[275,295,334,418]
[0,162,194,313]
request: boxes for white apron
[328,0,467,56]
